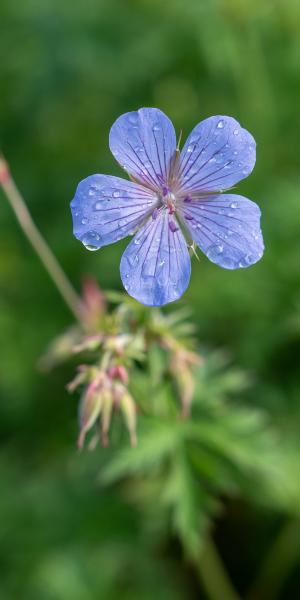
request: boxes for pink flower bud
[107,364,129,385]
[77,372,106,449]
[120,391,137,447]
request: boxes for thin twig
[0,154,84,322]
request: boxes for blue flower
[71,108,264,306]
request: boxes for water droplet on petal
[128,113,138,124]
[230,202,238,209]
[81,218,87,225]
[128,253,139,266]
[206,244,224,261]
[238,253,254,267]
[153,124,161,132]
[233,129,239,135]
[113,190,121,198]
[217,120,224,128]
[81,230,101,251]
[88,186,98,196]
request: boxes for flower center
[160,186,176,214]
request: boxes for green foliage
[1,0,300,597]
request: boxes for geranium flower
[71,108,264,306]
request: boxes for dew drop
[113,190,121,198]
[128,253,139,266]
[206,244,224,261]
[230,202,238,209]
[238,253,253,267]
[88,186,98,196]
[217,120,224,129]
[128,114,138,124]
[233,129,239,135]
[81,230,101,251]
[153,124,161,132]
[81,218,87,225]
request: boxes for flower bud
[114,384,137,446]
[77,376,105,449]
[100,389,113,447]
[169,347,202,417]
[107,364,129,385]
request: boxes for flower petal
[109,108,176,190]
[179,116,256,193]
[71,175,157,250]
[179,194,264,269]
[120,211,191,306]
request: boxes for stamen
[168,201,175,214]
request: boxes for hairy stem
[195,536,241,600]
[0,155,84,322]
[246,518,300,600]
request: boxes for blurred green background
[1,0,300,598]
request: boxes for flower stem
[246,518,300,600]
[0,154,84,322]
[195,536,241,600]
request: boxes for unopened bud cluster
[41,280,202,449]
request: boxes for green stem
[195,537,241,600]
[0,155,84,322]
[246,518,300,600]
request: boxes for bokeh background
[1,0,300,598]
